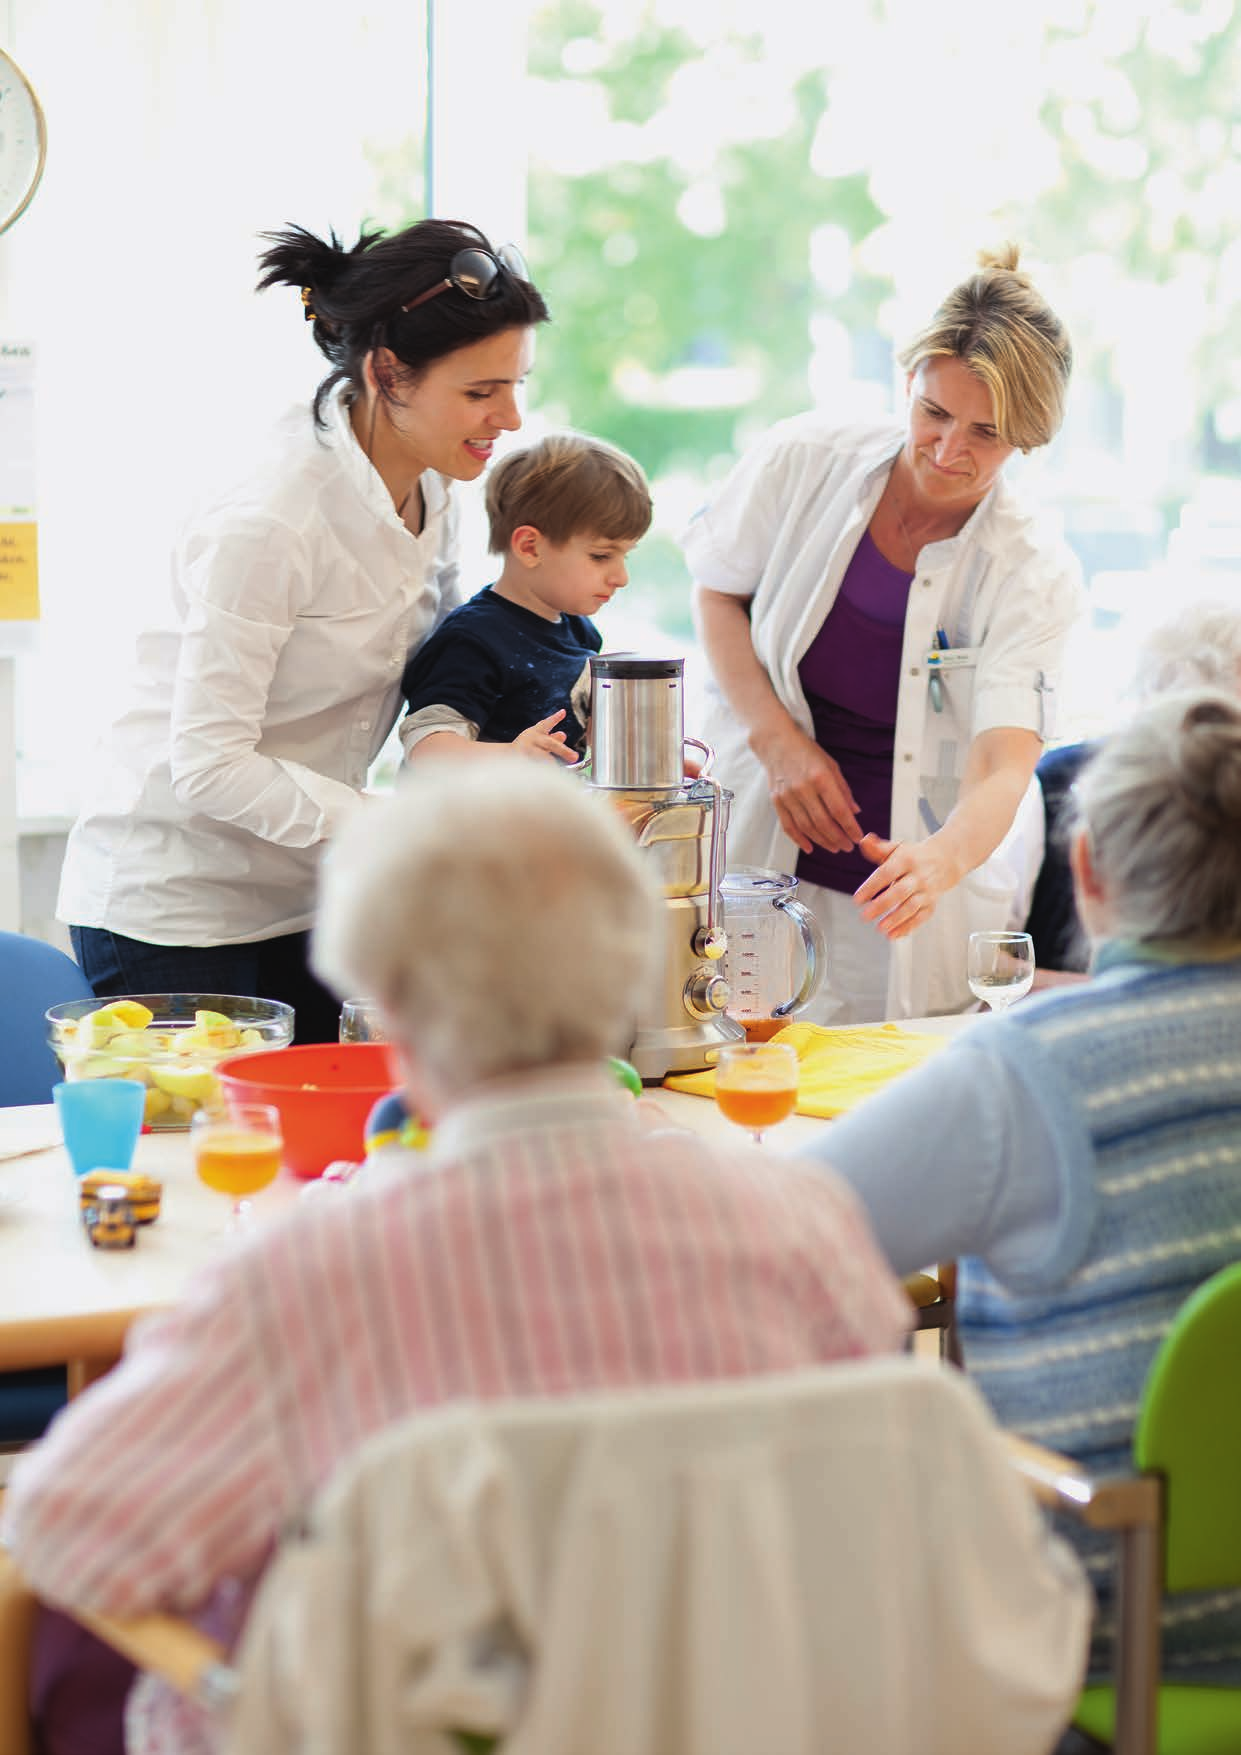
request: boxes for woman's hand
[854,729,1043,939]
[512,709,578,763]
[750,721,863,854]
[852,833,959,939]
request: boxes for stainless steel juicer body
[584,654,743,1082]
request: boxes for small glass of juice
[191,1102,283,1231]
[713,1041,800,1146]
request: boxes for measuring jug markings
[720,869,827,1026]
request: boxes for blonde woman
[684,248,1082,1021]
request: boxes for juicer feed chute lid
[588,652,685,792]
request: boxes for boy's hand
[513,709,578,763]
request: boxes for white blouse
[58,389,462,946]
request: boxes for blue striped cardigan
[958,952,1241,1683]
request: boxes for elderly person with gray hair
[4,761,908,1755]
[809,687,1241,1691]
[1024,593,1241,977]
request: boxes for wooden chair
[0,1508,232,1755]
[1008,1261,1241,1755]
[905,1261,963,1365]
[0,1362,1089,1755]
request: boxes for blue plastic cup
[53,1079,146,1177]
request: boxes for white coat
[682,416,1083,1017]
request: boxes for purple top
[795,529,912,894]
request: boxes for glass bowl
[45,993,295,1131]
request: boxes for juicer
[584,653,743,1083]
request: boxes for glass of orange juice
[191,1101,283,1230]
[713,1041,800,1145]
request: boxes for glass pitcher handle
[771,897,828,1019]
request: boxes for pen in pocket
[929,628,948,711]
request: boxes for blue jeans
[69,925,341,1045]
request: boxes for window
[4,0,429,821]
[7,0,1241,834]
[519,0,1241,732]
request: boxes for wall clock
[0,49,45,237]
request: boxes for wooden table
[0,1109,303,1393]
[0,1014,971,1390]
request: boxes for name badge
[924,645,981,671]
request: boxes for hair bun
[1177,694,1241,827]
[976,242,1029,282]
[255,224,377,302]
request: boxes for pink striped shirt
[4,1068,910,1753]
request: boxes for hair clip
[301,287,316,322]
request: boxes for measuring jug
[720,868,827,1038]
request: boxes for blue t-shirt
[401,587,602,754]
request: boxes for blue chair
[0,929,95,1107]
[0,931,96,1440]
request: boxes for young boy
[399,430,652,763]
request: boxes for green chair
[1011,1261,1241,1755]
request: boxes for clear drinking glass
[967,931,1036,1013]
[713,1041,800,1145]
[339,1000,387,1044]
[191,1101,283,1231]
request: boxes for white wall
[1,0,435,826]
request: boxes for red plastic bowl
[216,1042,398,1179]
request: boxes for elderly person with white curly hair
[4,761,908,1755]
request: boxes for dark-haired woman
[57,220,549,1041]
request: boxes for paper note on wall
[0,342,37,621]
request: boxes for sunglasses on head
[401,243,529,313]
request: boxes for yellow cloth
[663,1022,949,1119]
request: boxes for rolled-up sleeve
[681,422,809,597]
[971,542,1084,742]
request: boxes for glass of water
[338,999,387,1044]
[967,931,1035,1014]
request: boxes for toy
[78,1168,163,1225]
[82,1184,138,1250]
[608,1055,643,1096]
[363,1090,430,1157]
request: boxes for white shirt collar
[429,1064,637,1164]
[327,385,449,537]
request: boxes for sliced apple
[73,1054,131,1080]
[78,1006,126,1048]
[143,1087,173,1122]
[105,1030,155,1056]
[150,1065,219,1103]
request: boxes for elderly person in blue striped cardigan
[810,687,1241,1693]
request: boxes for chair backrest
[1134,1261,1241,1592]
[230,1359,1092,1755]
[0,930,95,1106]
